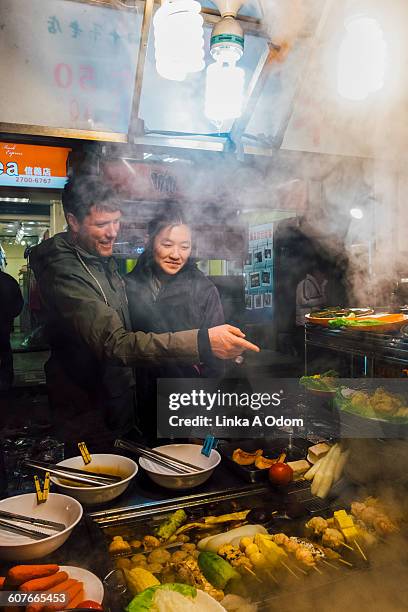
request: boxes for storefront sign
[0,0,140,134]
[0,143,70,188]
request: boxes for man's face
[68,205,121,257]
[153,224,192,275]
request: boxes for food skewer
[338,558,353,567]
[242,566,263,583]
[321,559,340,570]
[352,539,368,562]
[280,560,300,579]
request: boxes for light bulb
[153,0,205,81]
[350,207,364,219]
[205,53,245,123]
[337,17,386,101]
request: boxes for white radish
[316,444,342,499]
[311,444,337,495]
[304,453,328,480]
[334,449,350,482]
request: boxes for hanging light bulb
[205,48,245,122]
[204,6,245,124]
[337,16,387,101]
[153,0,205,81]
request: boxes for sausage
[6,565,59,586]
[20,571,69,593]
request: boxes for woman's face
[153,224,192,275]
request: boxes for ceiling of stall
[1,0,405,160]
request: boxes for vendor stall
[0,1,407,611]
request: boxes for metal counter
[305,324,408,375]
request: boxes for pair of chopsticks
[0,509,65,531]
[0,519,50,540]
[114,439,202,474]
[0,511,65,540]
[24,460,121,487]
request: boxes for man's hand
[208,324,260,359]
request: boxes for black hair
[62,174,121,222]
[145,203,190,253]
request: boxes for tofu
[307,442,331,464]
[334,510,354,530]
[342,526,358,542]
[286,459,310,480]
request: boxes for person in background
[126,204,225,440]
[0,269,24,391]
[30,174,259,453]
[296,265,328,327]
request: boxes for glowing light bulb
[205,51,245,123]
[337,17,387,101]
[153,0,205,81]
[350,207,364,219]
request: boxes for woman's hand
[208,324,260,359]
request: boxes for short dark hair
[62,174,121,222]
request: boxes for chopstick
[114,439,202,474]
[0,518,50,540]
[24,460,119,487]
[0,510,65,532]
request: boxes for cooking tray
[218,438,312,484]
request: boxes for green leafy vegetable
[126,583,196,612]
[328,318,383,329]
[300,370,339,391]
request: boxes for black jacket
[126,254,224,438]
[30,234,201,450]
[0,270,23,336]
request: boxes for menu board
[0,0,141,134]
[244,223,274,321]
[0,142,70,188]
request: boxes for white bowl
[60,566,104,604]
[0,493,83,561]
[51,454,138,505]
[139,444,221,490]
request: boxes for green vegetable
[126,583,196,612]
[198,551,241,590]
[155,509,187,540]
[328,318,383,329]
[300,370,339,391]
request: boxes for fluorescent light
[153,0,205,81]
[205,55,245,122]
[0,197,30,203]
[338,17,387,101]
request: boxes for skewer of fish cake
[333,510,368,561]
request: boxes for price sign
[0,0,141,134]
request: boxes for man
[0,268,24,391]
[30,175,258,451]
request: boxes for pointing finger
[233,337,260,353]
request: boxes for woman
[126,205,224,440]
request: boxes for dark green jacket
[30,233,199,448]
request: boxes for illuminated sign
[0,143,70,188]
[0,0,140,134]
